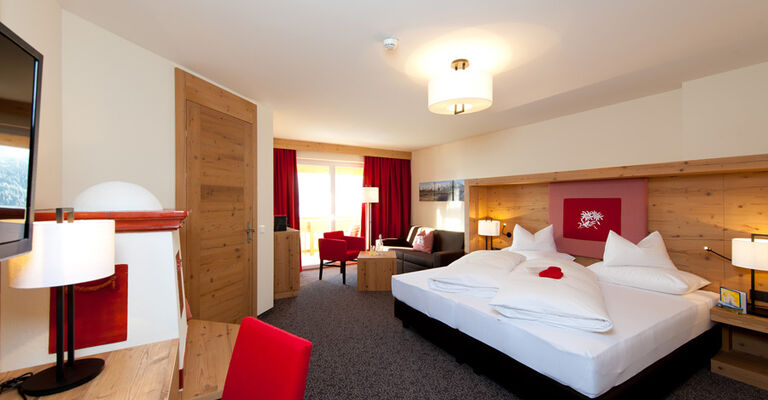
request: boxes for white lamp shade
[732,238,768,272]
[428,69,493,115]
[478,220,500,237]
[8,220,116,288]
[362,187,379,203]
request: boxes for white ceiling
[60,0,768,151]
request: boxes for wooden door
[175,69,258,323]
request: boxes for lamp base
[20,358,104,396]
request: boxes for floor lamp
[362,187,379,251]
[8,208,115,396]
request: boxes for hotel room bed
[392,267,720,399]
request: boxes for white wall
[256,105,274,314]
[60,11,275,315]
[61,11,175,207]
[0,6,275,372]
[0,0,62,208]
[412,62,768,230]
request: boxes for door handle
[246,221,256,243]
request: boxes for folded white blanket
[428,250,525,298]
[489,258,614,332]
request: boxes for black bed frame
[395,299,720,400]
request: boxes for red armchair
[318,231,365,285]
[222,317,312,400]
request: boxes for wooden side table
[710,306,768,390]
[357,251,397,291]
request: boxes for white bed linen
[428,250,525,297]
[490,258,613,332]
[392,268,718,398]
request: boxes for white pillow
[506,224,558,253]
[603,230,676,269]
[588,262,710,295]
[506,250,576,262]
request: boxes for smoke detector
[383,37,399,51]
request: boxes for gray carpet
[260,266,768,400]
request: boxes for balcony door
[297,160,363,267]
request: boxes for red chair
[318,231,365,285]
[221,317,313,400]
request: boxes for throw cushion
[413,230,434,253]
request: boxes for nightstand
[710,306,768,390]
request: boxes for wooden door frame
[174,68,259,317]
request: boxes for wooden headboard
[466,154,768,294]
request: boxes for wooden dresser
[274,229,301,299]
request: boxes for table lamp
[478,219,500,250]
[8,208,115,396]
[732,234,768,317]
[362,187,379,251]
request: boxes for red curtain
[361,156,411,246]
[273,149,300,229]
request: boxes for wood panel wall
[273,138,412,160]
[468,171,768,294]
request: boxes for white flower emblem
[577,210,604,230]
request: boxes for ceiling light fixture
[428,58,492,115]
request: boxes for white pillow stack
[591,230,710,295]
[501,224,576,261]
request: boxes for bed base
[394,299,720,400]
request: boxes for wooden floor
[182,319,240,400]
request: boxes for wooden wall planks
[470,169,768,294]
[648,175,726,291]
[273,138,412,160]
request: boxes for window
[297,159,363,266]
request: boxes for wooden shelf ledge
[711,306,768,335]
[34,210,188,233]
[711,350,768,391]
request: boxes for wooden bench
[181,319,240,400]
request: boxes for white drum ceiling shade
[428,68,493,115]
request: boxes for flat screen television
[0,21,42,261]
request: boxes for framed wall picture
[549,179,647,258]
[419,182,435,201]
[453,180,465,201]
[419,180,465,202]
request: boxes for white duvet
[489,258,614,332]
[428,250,525,298]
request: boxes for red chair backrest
[222,317,313,400]
[323,231,344,239]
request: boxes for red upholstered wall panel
[48,264,128,353]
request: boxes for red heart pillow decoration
[539,266,563,279]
